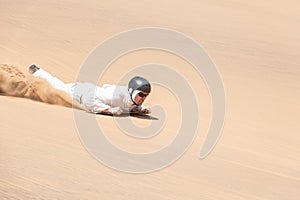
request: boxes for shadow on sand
[95,112,159,120]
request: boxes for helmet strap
[128,88,138,105]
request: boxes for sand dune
[0,0,299,199]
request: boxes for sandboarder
[29,65,151,115]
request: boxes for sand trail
[0,64,85,110]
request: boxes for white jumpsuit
[33,69,143,113]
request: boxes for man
[29,65,151,115]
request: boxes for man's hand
[109,107,123,115]
[140,106,151,114]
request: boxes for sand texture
[0,0,299,199]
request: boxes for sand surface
[1,0,300,199]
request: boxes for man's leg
[32,69,66,90]
[29,66,74,97]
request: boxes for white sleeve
[90,97,111,113]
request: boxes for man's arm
[100,107,123,115]
[90,99,123,115]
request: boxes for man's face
[133,91,149,105]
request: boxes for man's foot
[28,64,40,74]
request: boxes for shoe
[28,64,40,74]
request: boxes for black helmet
[128,76,151,94]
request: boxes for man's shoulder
[101,84,129,97]
[102,84,115,88]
